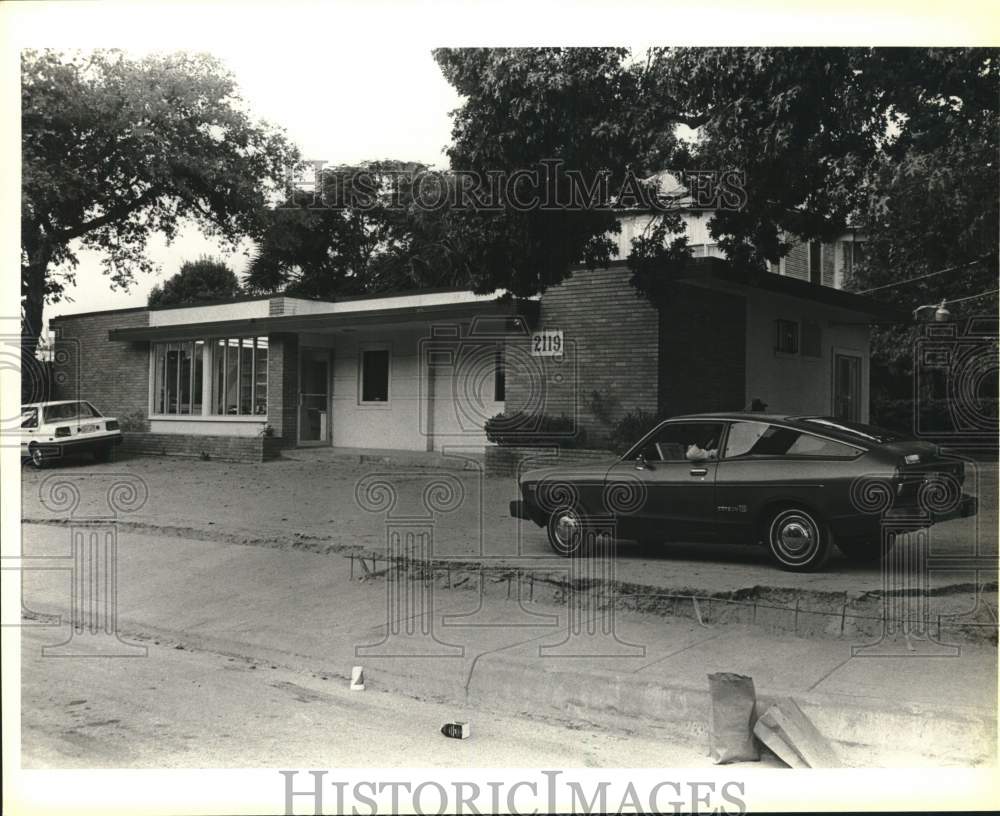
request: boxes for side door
[605,420,725,542]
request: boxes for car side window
[21,408,38,429]
[639,422,724,462]
[724,421,860,458]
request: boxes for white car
[21,400,123,468]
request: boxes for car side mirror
[635,452,652,470]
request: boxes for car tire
[29,445,46,469]
[836,537,890,564]
[765,506,831,572]
[93,444,114,463]
[546,505,590,557]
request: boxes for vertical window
[225,339,239,415]
[239,338,254,415]
[361,349,390,403]
[774,319,799,354]
[254,338,269,415]
[192,341,204,414]
[494,346,506,402]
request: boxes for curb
[82,616,998,768]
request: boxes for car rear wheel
[546,505,590,557]
[765,506,831,571]
[836,537,890,564]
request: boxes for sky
[45,41,464,321]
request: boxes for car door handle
[689,467,708,477]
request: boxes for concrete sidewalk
[19,523,997,767]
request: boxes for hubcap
[778,520,814,555]
[555,512,579,546]
[770,510,820,565]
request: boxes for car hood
[519,461,618,484]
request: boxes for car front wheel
[765,506,831,571]
[546,505,589,557]
[29,445,46,469]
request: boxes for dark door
[606,421,725,542]
[833,353,862,422]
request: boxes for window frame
[358,345,391,407]
[774,318,800,355]
[149,337,268,419]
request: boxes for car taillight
[54,426,71,437]
[105,420,119,430]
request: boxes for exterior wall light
[912,299,951,322]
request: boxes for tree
[432,47,679,298]
[245,161,482,299]
[21,49,297,353]
[148,257,242,307]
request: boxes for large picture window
[152,337,267,417]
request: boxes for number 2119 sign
[531,330,563,357]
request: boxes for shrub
[117,410,149,432]
[484,412,588,448]
[608,408,665,454]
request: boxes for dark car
[510,413,978,571]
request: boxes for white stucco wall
[325,326,504,451]
[148,299,271,327]
[742,288,871,421]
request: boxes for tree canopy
[21,49,297,350]
[148,257,242,307]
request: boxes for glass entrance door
[833,353,862,421]
[299,349,331,445]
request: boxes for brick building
[48,253,901,461]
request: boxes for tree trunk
[21,238,52,361]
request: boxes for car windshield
[21,407,38,428]
[43,402,100,423]
[796,416,912,444]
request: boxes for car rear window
[724,421,862,459]
[796,417,911,444]
[43,402,100,423]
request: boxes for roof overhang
[109,297,539,342]
[677,257,909,322]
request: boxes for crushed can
[440,721,471,739]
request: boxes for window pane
[639,422,724,462]
[153,343,166,414]
[724,421,770,458]
[361,349,389,402]
[254,338,268,415]
[239,339,254,415]
[179,342,192,414]
[785,433,859,457]
[165,343,180,415]
[192,341,204,414]
[225,339,240,415]
[214,339,227,414]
